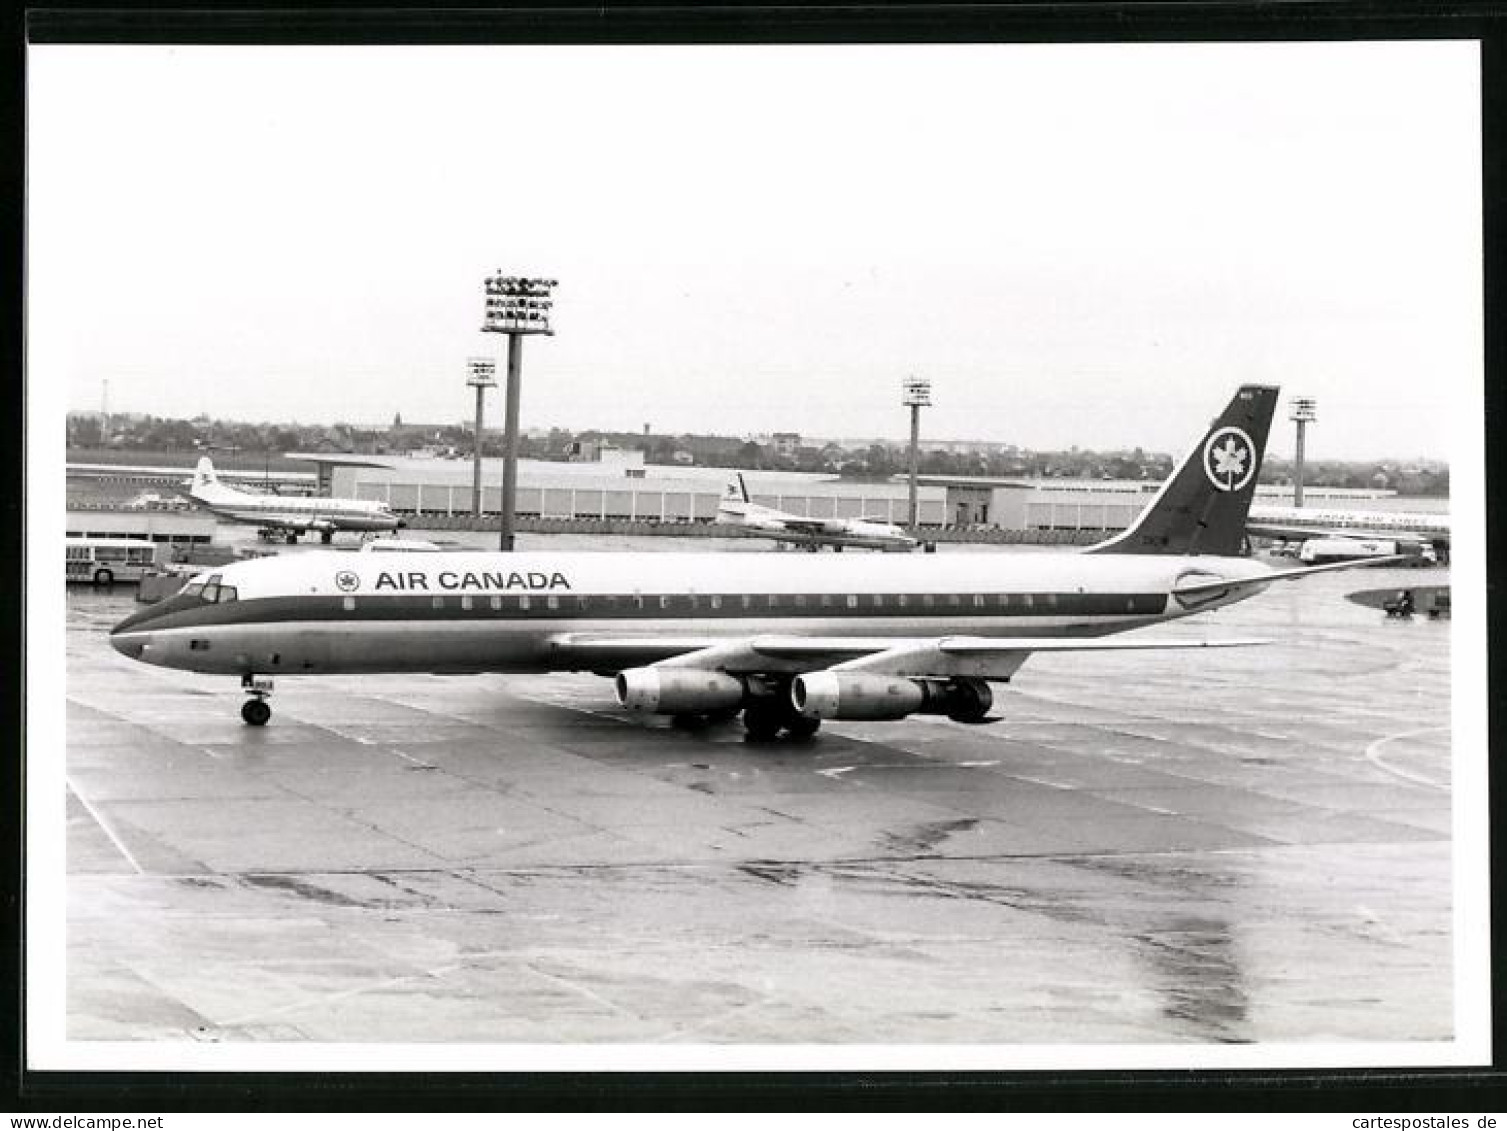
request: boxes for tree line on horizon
[66,411,1450,496]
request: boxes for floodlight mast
[1289,396,1317,508]
[466,358,497,517]
[481,274,557,551]
[902,376,931,534]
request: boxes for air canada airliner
[187,456,403,543]
[113,385,1388,736]
[715,474,918,552]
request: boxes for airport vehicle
[715,473,918,552]
[186,456,404,544]
[1247,503,1450,559]
[112,384,1393,734]
[67,536,163,586]
[1297,537,1435,567]
[1348,584,1452,620]
[125,491,193,512]
[360,538,444,553]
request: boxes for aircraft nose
[110,602,169,660]
[109,629,148,661]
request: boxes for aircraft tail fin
[189,456,228,501]
[723,474,750,503]
[1086,384,1279,556]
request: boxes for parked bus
[66,536,164,586]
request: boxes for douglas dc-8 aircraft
[188,457,403,543]
[113,385,1386,735]
[715,474,918,552]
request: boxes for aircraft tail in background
[188,456,235,503]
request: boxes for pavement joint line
[521,961,639,1019]
[65,778,145,876]
[216,961,469,1029]
[1364,726,1451,791]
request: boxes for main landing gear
[742,695,821,742]
[240,674,274,726]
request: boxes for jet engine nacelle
[792,673,994,723]
[615,667,746,715]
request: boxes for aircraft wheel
[240,698,271,727]
[285,533,298,545]
[92,567,114,587]
[945,677,994,724]
[320,530,333,544]
[742,701,785,741]
[785,714,822,739]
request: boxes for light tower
[1289,396,1317,508]
[902,376,931,533]
[465,357,497,517]
[481,273,557,551]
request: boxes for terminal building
[64,450,1429,544]
[297,450,950,527]
[291,452,1408,534]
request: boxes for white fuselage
[193,487,402,534]
[715,499,917,552]
[110,549,1273,677]
[1247,504,1450,544]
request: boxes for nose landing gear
[240,674,274,726]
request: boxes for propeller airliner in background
[114,385,1393,736]
[715,473,919,552]
[186,456,403,544]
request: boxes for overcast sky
[29,42,1480,460]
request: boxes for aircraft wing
[259,514,338,533]
[549,632,1265,681]
[776,517,846,534]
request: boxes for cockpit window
[218,586,238,603]
[181,581,205,597]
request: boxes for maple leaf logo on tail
[1202,427,1256,492]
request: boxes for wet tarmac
[60,560,1456,1049]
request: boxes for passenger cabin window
[490,596,502,611]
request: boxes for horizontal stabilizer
[1173,556,1408,598]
